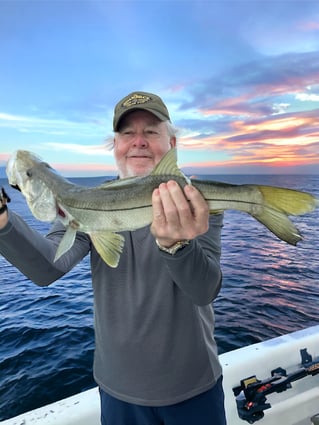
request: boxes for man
[0,91,226,425]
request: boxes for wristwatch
[155,239,190,255]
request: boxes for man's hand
[150,180,209,248]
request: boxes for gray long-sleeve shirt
[0,210,223,406]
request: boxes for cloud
[179,51,319,113]
[0,111,107,138]
[296,93,319,102]
[177,106,319,170]
[297,20,319,31]
[53,162,116,176]
[43,142,113,156]
[166,49,319,172]
[0,153,10,162]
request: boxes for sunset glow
[0,1,318,176]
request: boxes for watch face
[171,242,187,254]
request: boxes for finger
[166,181,193,215]
[184,184,209,229]
[151,187,172,242]
[158,182,181,226]
[162,181,205,242]
[184,185,207,212]
[151,188,166,224]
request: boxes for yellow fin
[253,207,302,245]
[253,186,318,245]
[151,148,190,182]
[90,231,125,267]
[54,226,77,261]
[258,186,318,215]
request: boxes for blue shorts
[99,376,226,425]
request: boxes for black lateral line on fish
[63,198,274,213]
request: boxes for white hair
[166,121,179,138]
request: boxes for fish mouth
[10,184,21,192]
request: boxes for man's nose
[132,132,148,147]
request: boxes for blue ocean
[0,175,318,421]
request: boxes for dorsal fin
[151,148,187,180]
[99,148,190,189]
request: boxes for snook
[6,149,318,267]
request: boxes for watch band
[155,239,190,255]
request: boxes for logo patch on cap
[113,91,170,131]
[122,93,151,108]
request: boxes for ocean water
[0,174,318,421]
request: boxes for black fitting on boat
[233,348,319,423]
[311,413,319,425]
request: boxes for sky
[0,0,319,176]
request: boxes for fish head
[6,150,58,221]
[6,150,33,191]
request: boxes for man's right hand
[150,180,209,248]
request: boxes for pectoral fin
[90,231,125,267]
[54,225,77,261]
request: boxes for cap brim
[114,107,168,131]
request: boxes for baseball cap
[113,91,171,131]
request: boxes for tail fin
[259,186,318,215]
[253,186,318,245]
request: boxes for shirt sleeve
[156,214,223,306]
[0,210,90,286]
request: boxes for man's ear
[170,137,177,148]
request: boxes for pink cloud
[298,21,319,31]
[179,106,319,170]
[54,162,116,173]
[0,153,11,162]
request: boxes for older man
[0,91,226,425]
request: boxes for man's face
[114,110,176,178]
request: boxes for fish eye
[26,169,32,177]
